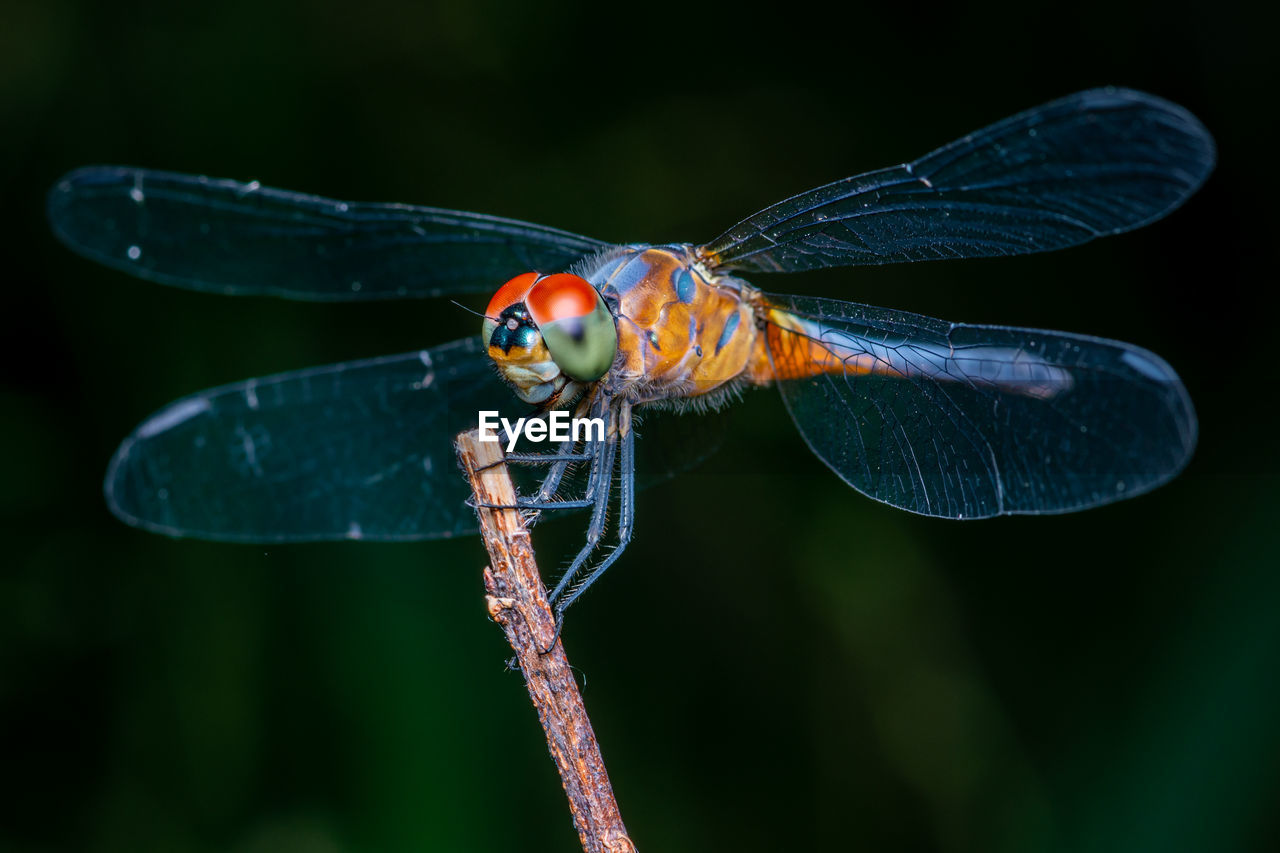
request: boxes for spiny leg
[504,435,578,519]
[541,429,617,653]
[472,396,607,512]
[552,401,635,617]
[532,394,607,504]
[468,444,599,512]
[477,411,567,470]
[546,404,618,607]
[514,392,612,512]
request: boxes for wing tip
[47,165,142,265]
[47,164,139,209]
[102,433,189,540]
[1073,85,1218,178]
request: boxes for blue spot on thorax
[715,312,741,354]
[674,268,696,303]
[604,252,654,296]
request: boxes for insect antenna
[450,300,499,322]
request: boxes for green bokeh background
[4,1,1277,851]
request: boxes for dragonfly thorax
[483,271,618,405]
[579,244,765,408]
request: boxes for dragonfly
[49,87,1214,622]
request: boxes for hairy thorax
[577,244,768,409]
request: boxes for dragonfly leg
[470,394,609,514]
[511,435,582,525]
[502,452,589,464]
[505,433,600,517]
[467,440,601,511]
[543,404,633,650]
[468,495,599,513]
[474,414,549,472]
[546,405,618,607]
[551,403,634,618]
[532,392,609,504]
[476,393,599,478]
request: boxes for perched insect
[49,88,1213,622]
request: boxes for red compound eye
[486,271,539,318]
[526,273,599,327]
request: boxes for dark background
[4,1,1277,851]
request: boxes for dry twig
[455,429,635,853]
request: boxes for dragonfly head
[483,271,618,404]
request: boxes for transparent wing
[105,336,531,542]
[48,166,609,300]
[105,335,724,542]
[762,293,1196,518]
[633,405,728,488]
[702,89,1215,273]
